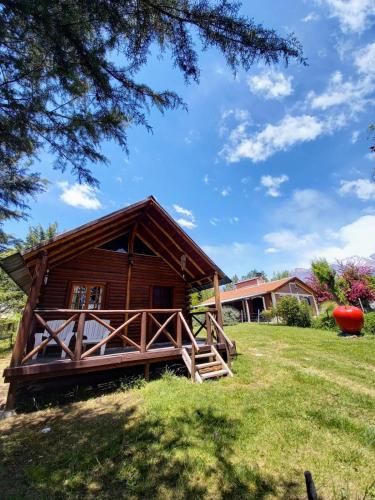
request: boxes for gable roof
[198,277,315,306]
[1,196,230,293]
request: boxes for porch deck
[4,308,235,383]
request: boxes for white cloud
[221,186,232,197]
[218,109,250,137]
[58,182,102,209]
[176,218,197,230]
[209,218,220,226]
[222,114,324,163]
[302,12,320,22]
[307,71,374,114]
[263,214,375,266]
[173,204,197,229]
[184,130,199,144]
[339,178,375,200]
[203,174,209,185]
[260,174,289,197]
[132,175,143,183]
[355,42,375,76]
[265,247,280,254]
[202,242,258,276]
[173,204,193,218]
[247,70,293,100]
[272,189,338,232]
[316,0,375,33]
[351,130,360,143]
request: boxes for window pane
[88,286,103,310]
[70,286,87,309]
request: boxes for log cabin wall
[35,248,188,346]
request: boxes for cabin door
[150,286,174,341]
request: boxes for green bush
[276,296,312,328]
[312,314,338,331]
[260,307,277,322]
[222,305,241,326]
[363,312,375,335]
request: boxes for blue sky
[5,0,375,278]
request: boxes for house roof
[1,196,230,294]
[198,277,315,306]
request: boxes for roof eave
[1,252,32,293]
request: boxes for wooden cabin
[198,276,319,321]
[2,196,236,411]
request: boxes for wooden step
[201,369,228,380]
[196,361,221,370]
[195,352,214,359]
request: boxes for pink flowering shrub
[310,258,375,307]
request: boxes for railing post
[141,312,147,353]
[191,344,196,382]
[176,313,182,348]
[74,312,85,360]
[206,312,212,345]
[10,251,48,367]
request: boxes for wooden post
[191,344,196,382]
[213,272,224,340]
[124,223,137,343]
[176,313,182,347]
[245,300,251,323]
[10,251,48,368]
[4,381,17,413]
[144,363,150,381]
[74,312,86,360]
[206,312,212,345]
[140,312,147,353]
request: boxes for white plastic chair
[82,319,111,356]
[32,319,76,360]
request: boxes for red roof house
[198,275,318,321]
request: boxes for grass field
[1,324,375,499]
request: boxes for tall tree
[241,269,268,282]
[272,270,290,281]
[224,273,239,291]
[0,222,59,314]
[0,0,304,234]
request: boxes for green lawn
[1,324,375,499]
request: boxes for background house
[198,275,319,321]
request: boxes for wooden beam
[138,222,195,279]
[23,200,147,264]
[213,272,223,329]
[124,223,138,342]
[10,251,48,368]
[145,213,205,274]
[136,229,186,281]
[47,216,139,268]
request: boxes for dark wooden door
[152,286,173,309]
[151,286,174,341]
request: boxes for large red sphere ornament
[332,306,364,334]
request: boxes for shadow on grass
[13,362,189,413]
[0,403,283,499]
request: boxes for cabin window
[69,283,105,310]
[99,233,156,256]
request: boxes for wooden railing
[189,309,234,368]
[19,308,234,366]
